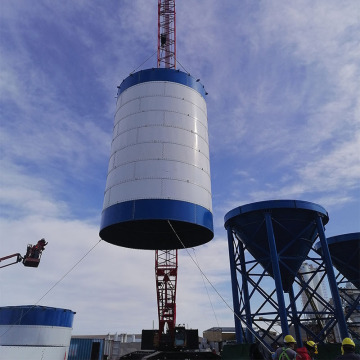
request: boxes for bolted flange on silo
[100,68,214,250]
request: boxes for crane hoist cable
[167,220,273,357]
[0,238,102,339]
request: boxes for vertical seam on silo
[161,143,164,197]
[107,187,111,206]
[134,119,139,180]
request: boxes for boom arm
[0,253,23,269]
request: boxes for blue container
[0,305,75,327]
[0,305,76,359]
[68,338,104,360]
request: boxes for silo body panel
[0,346,69,360]
[100,69,213,249]
[0,305,75,360]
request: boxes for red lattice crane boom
[155,0,178,346]
[157,0,176,69]
[155,249,178,344]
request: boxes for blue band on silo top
[118,68,207,98]
[0,306,75,328]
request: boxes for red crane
[155,0,178,347]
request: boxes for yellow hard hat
[284,335,296,343]
[342,338,355,347]
[306,341,318,354]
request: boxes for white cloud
[0,214,234,334]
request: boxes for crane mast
[155,0,178,347]
[157,0,176,69]
[155,249,178,345]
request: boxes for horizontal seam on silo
[114,109,208,132]
[115,110,208,131]
[0,324,71,329]
[105,198,212,210]
[105,178,211,200]
[115,94,207,122]
[106,158,211,178]
[104,176,212,195]
[118,81,207,104]
[110,141,210,161]
[112,126,209,151]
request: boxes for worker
[36,238,47,250]
[273,335,298,360]
[271,342,280,359]
[31,238,48,259]
[296,341,317,360]
[249,340,268,359]
[335,338,360,360]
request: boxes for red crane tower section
[157,0,176,69]
[155,0,178,345]
[155,249,178,343]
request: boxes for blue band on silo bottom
[99,199,214,250]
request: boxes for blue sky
[0,0,359,336]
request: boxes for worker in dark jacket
[31,238,48,259]
[335,338,360,359]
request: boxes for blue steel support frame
[228,233,282,349]
[342,292,360,340]
[293,260,346,342]
[226,231,348,346]
[265,212,290,336]
[238,234,255,343]
[224,200,351,348]
[227,228,243,343]
[315,216,349,339]
[288,286,303,347]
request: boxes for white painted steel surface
[0,346,68,360]
[0,324,72,346]
[103,81,212,212]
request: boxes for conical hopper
[224,200,329,292]
[314,232,360,289]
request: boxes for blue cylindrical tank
[0,305,75,360]
[100,68,213,249]
[315,232,360,289]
